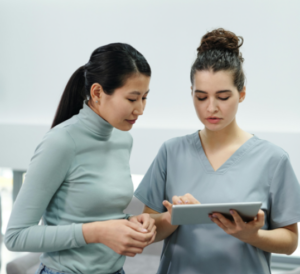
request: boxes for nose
[133,100,144,116]
[207,98,218,113]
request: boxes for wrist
[240,230,261,245]
[162,211,173,226]
[82,222,99,244]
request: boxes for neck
[200,119,244,150]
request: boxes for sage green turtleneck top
[4,103,134,274]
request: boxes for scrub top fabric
[134,131,300,274]
[5,103,134,274]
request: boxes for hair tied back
[197,28,244,63]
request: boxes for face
[90,73,150,131]
[191,70,245,132]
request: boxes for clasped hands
[82,213,156,257]
[162,193,265,243]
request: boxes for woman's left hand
[209,209,265,242]
[128,214,156,244]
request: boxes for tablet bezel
[171,201,262,225]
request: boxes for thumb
[163,200,173,214]
[257,209,265,223]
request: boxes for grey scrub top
[134,132,300,274]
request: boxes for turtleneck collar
[78,102,114,141]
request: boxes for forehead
[193,70,235,92]
[118,73,150,94]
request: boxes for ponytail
[51,43,151,128]
[51,66,86,128]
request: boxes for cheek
[221,100,239,117]
[193,99,206,119]
[110,99,132,121]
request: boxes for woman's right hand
[162,193,201,225]
[82,220,154,257]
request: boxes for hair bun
[197,28,244,61]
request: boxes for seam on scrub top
[268,152,287,187]
[192,131,208,172]
[211,135,260,175]
[134,193,165,213]
[271,215,300,229]
[225,136,260,170]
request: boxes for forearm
[150,213,178,242]
[244,228,298,255]
[5,223,86,252]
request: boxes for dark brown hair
[51,43,151,128]
[190,28,245,91]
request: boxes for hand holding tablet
[171,202,262,225]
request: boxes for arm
[143,193,200,242]
[4,129,86,252]
[210,210,298,255]
[143,206,178,242]
[249,224,298,255]
[4,129,155,255]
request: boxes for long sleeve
[4,128,87,252]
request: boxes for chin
[203,122,225,132]
[115,123,133,132]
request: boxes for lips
[206,117,222,124]
[126,119,137,125]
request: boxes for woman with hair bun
[5,43,156,274]
[135,29,300,274]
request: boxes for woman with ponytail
[5,43,156,274]
[134,29,300,274]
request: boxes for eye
[197,97,207,101]
[219,97,230,101]
[142,97,148,100]
[128,99,136,102]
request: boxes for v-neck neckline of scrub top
[193,131,259,174]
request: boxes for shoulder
[163,132,197,151]
[152,132,197,160]
[254,136,288,161]
[251,136,291,176]
[37,126,76,155]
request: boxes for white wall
[0,0,300,132]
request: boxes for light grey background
[0,0,299,131]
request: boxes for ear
[90,83,104,104]
[239,86,246,103]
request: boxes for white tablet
[171,202,262,225]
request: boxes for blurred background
[0,0,299,273]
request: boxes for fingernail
[184,201,189,204]
[141,228,148,232]
[212,214,217,218]
[230,210,234,214]
[177,200,182,204]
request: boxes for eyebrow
[129,90,150,95]
[195,89,232,94]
